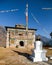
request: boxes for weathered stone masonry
[5,24,37,48]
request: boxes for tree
[50,32,52,39]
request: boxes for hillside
[0,26,6,47]
[36,35,52,47]
[0,47,52,65]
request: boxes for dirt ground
[0,47,52,65]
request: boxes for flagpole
[26,3,28,33]
[26,3,28,49]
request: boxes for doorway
[19,41,24,46]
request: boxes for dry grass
[46,49,52,56]
[0,47,52,65]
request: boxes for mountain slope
[36,35,52,47]
[0,26,6,47]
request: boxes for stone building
[5,24,37,48]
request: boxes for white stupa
[33,36,48,62]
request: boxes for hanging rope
[31,12,49,35]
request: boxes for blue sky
[0,0,52,38]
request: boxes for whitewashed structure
[33,36,48,62]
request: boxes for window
[10,38,15,44]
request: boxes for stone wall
[6,28,35,48]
